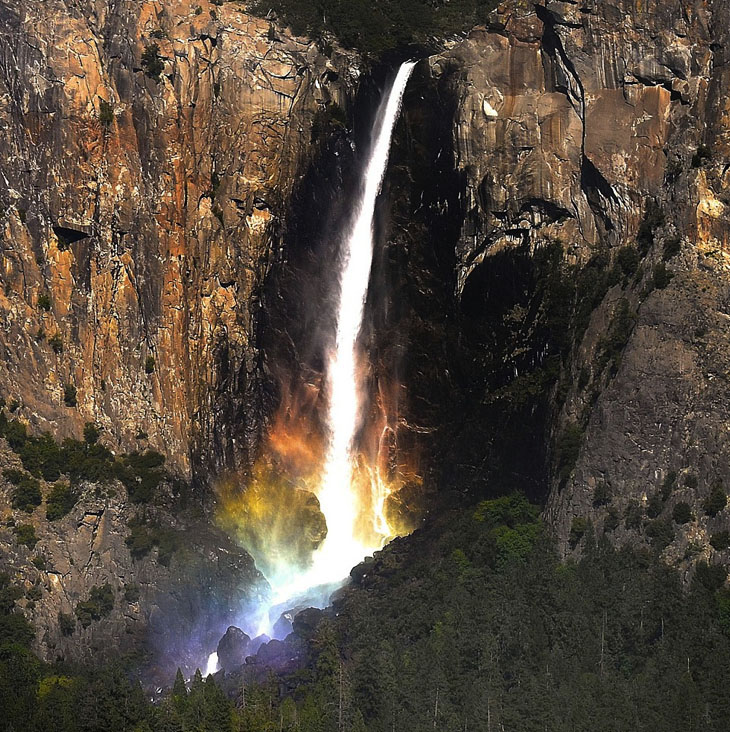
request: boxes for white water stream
[281,59,416,602]
[206,62,415,670]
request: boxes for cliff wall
[388,0,730,570]
[0,0,355,478]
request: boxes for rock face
[3,0,730,677]
[382,0,730,570]
[216,625,251,672]
[0,0,356,478]
[0,440,265,678]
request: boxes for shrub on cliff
[597,298,636,375]
[46,482,77,521]
[98,99,114,125]
[63,384,77,408]
[569,516,589,548]
[650,262,673,291]
[637,200,665,255]
[141,43,164,81]
[125,518,181,566]
[672,502,694,524]
[556,423,583,484]
[125,524,154,559]
[83,422,100,445]
[704,480,727,517]
[645,518,675,550]
[115,450,165,503]
[616,246,640,277]
[7,472,42,513]
[75,584,115,628]
[13,524,38,549]
[58,612,76,636]
[592,482,612,507]
[647,491,664,519]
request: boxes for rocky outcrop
[0,440,265,679]
[381,0,730,570]
[217,625,251,671]
[0,0,357,478]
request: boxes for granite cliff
[2,0,730,676]
[0,0,355,670]
[380,0,730,573]
[0,0,356,478]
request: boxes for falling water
[308,60,416,582]
[206,63,416,662]
[261,61,416,615]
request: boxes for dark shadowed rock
[291,607,325,640]
[217,626,251,672]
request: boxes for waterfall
[262,61,416,611]
[210,61,417,654]
[309,60,416,584]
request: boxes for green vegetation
[141,43,164,80]
[144,355,155,374]
[74,584,115,628]
[616,245,640,276]
[592,481,611,507]
[645,517,675,550]
[57,611,76,636]
[83,422,100,445]
[116,450,166,503]
[637,200,665,255]
[125,516,181,566]
[597,298,636,375]
[63,384,77,408]
[624,499,643,530]
[569,516,589,547]
[124,522,154,559]
[46,483,77,521]
[647,490,664,518]
[704,480,727,516]
[5,470,42,513]
[264,498,730,732]
[0,408,166,503]
[249,0,499,53]
[650,262,673,290]
[3,496,730,731]
[556,422,583,484]
[123,585,140,603]
[710,531,730,551]
[14,523,38,549]
[98,99,114,125]
[672,502,693,524]
[604,506,620,532]
[36,293,51,311]
[662,470,677,499]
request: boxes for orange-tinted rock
[0,0,357,477]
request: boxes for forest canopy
[247,0,500,53]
